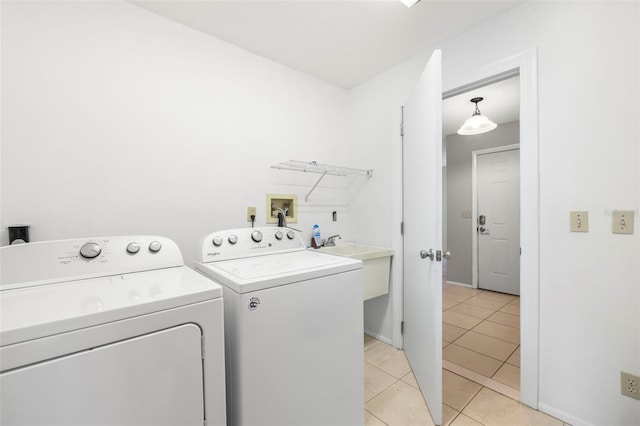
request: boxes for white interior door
[403,50,443,426]
[476,147,520,295]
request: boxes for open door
[403,50,443,425]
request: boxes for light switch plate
[612,210,634,234]
[570,211,589,232]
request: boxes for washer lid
[0,266,221,346]
[194,249,362,293]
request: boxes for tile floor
[363,283,570,426]
[442,283,521,394]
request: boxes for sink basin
[320,243,394,260]
[320,242,394,301]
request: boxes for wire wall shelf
[270,160,373,202]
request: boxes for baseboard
[364,330,392,346]
[538,403,594,426]
[445,281,472,288]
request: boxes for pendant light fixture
[400,0,421,7]
[457,97,497,135]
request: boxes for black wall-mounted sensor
[8,225,30,244]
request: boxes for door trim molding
[471,144,520,288]
[444,48,540,409]
[391,47,539,409]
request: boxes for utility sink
[320,243,394,301]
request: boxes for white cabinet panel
[1,324,204,426]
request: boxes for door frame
[443,48,539,409]
[471,144,520,289]
[392,48,539,409]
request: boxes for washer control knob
[126,242,141,254]
[287,230,295,240]
[149,241,162,253]
[79,242,101,259]
[228,235,238,245]
[212,236,223,247]
[275,231,283,240]
[251,230,263,243]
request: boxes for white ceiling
[130,0,521,131]
[130,0,523,89]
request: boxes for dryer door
[1,323,205,426]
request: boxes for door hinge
[400,222,404,235]
[401,321,405,334]
[201,336,205,360]
[400,106,404,137]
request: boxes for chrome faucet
[324,234,342,247]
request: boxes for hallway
[442,283,520,398]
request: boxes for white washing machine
[0,236,226,426]
[194,227,364,426]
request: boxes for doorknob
[443,251,451,259]
[420,249,434,260]
[478,226,490,234]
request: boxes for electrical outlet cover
[621,371,640,400]
[247,207,257,222]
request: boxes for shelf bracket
[305,171,328,202]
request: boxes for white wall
[346,53,430,344]
[347,1,640,425]
[0,1,352,264]
[445,121,519,285]
[2,1,639,425]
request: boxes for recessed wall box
[267,194,298,224]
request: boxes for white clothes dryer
[0,236,226,426]
[194,227,364,426]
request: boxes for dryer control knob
[251,230,263,243]
[79,242,102,259]
[126,242,141,254]
[228,235,238,245]
[287,230,295,240]
[212,236,223,247]
[275,231,283,240]
[149,241,162,253]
